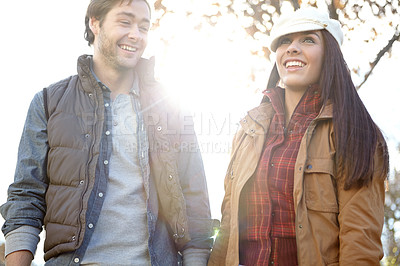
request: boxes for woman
[208,7,389,266]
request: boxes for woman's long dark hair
[267,29,389,190]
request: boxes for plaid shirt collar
[263,84,322,117]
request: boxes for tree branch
[291,0,300,10]
[357,27,400,89]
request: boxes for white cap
[269,7,343,52]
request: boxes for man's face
[91,0,151,71]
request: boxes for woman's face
[275,30,325,93]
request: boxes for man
[0,0,216,265]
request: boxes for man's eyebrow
[116,11,150,23]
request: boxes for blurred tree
[382,144,400,265]
[153,0,399,89]
[0,242,4,266]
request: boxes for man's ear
[89,17,100,35]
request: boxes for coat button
[168,174,173,180]
[74,258,80,263]
[157,126,162,131]
[307,165,312,169]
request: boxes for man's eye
[139,26,149,32]
[120,20,130,25]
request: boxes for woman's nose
[286,42,300,55]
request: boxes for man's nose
[128,25,141,41]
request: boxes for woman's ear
[89,17,100,36]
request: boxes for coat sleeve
[177,115,218,254]
[337,144,387,265]
[1,91,49,236]
[208,129,244,266]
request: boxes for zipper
[76,89,99,247]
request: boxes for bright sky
[1,1,399,264]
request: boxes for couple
[1,1,388,265]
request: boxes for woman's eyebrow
[302,31,321,40]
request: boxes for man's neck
[92,59,135,99]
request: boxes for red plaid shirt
[239,86,322,266]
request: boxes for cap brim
[269,23,325,52]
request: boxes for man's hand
[5,250,33,266]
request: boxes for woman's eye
[279,38,291,45]
[303,37,315,43]
[120,20,130,25]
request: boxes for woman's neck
[284,87,307,127]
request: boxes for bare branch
[356,27,400,90]
[291,0,300,10]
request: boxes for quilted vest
[43,55,191,260]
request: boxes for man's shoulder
[44,75,79,116]
[46,75,77,94]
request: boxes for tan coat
[208,99,386,266]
